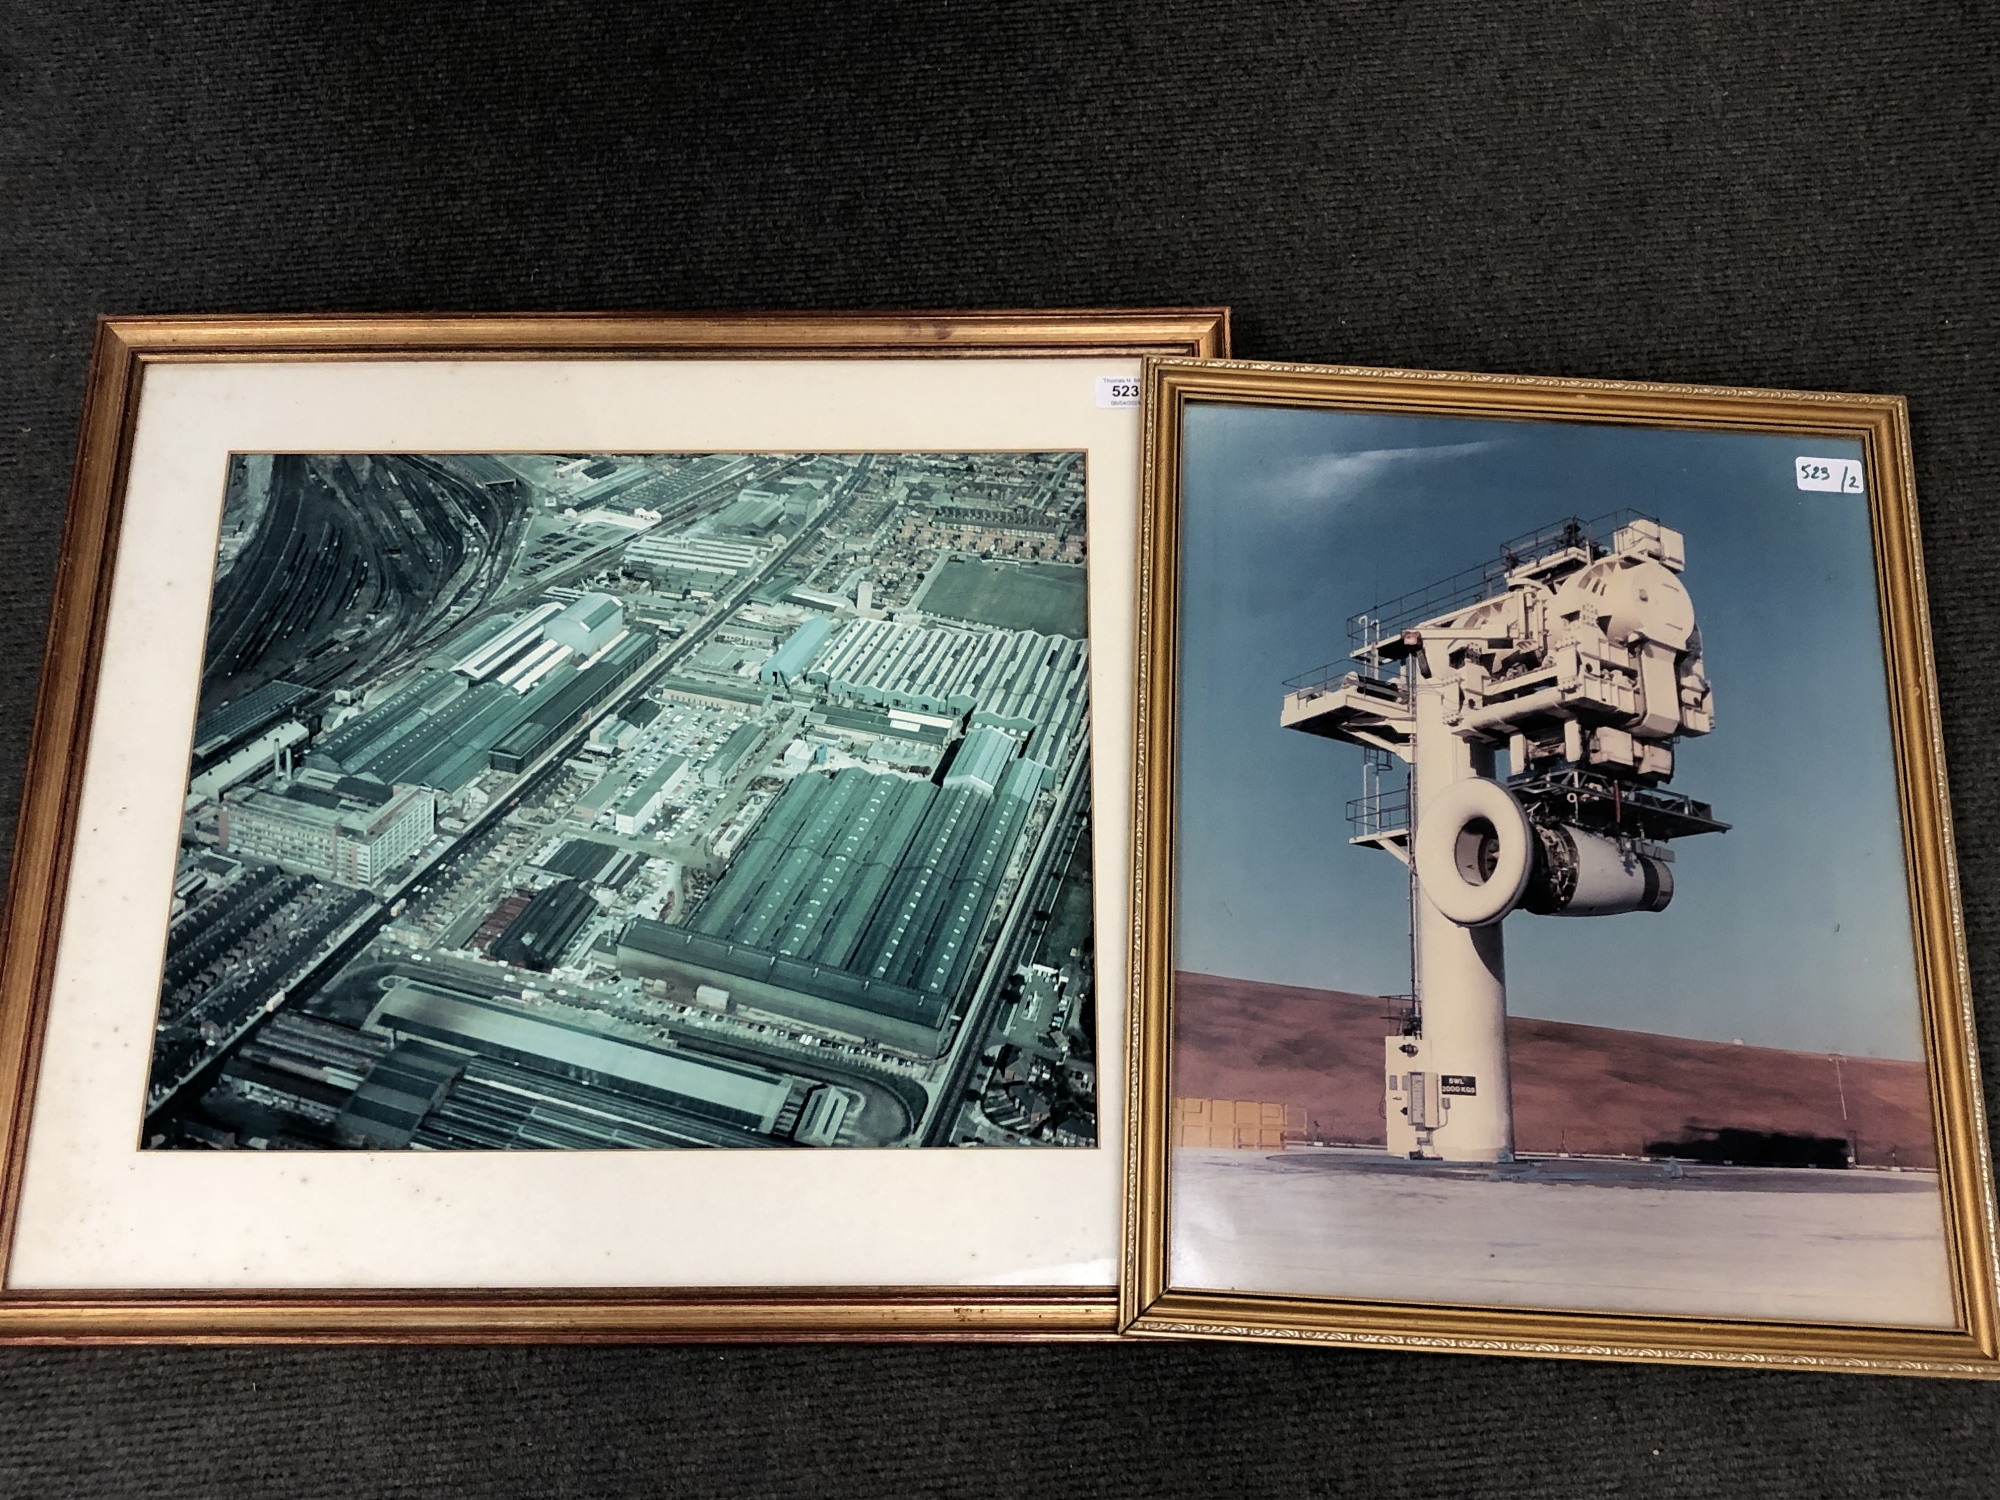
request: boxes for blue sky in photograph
[1173,403,1923,1060]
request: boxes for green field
[920,558,1087,638]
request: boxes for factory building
[191,679,311,764]
[625,532,767,578]
[438,454,525,491]
[602,454,756,513]
[488,880,598,970]
[702,720,770,788]
[451,602,565,681]
[186,720,309,808]
[715,624,781,651]
[450,595,625,691]
[758,615,835,689]
[364,981,800,1135]
[849,758,1042,1001]
[657,675,770,712]
[218,781,435,890]
[614,754,688,835]
[310,672,469,771]
[310,630,654,792]
[907,758,1041,996]
[713,490,789,533]
[749,573,805,606]
[334,1040,464,1147]
[692,641,739,673]
[543,592,624,656]
[215,991,847,1149]
[440,613,517,671]
[618,918,951,1058]
[362,685,532,786]
[560,461,654,510]
[787,585,849,612]
[941,724,1019,796]
[571,771,630,824]
[809,704,955,747]
[618,759,1047,1055]
[804,619,1088,742]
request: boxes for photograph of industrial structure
[146,450,1097,1152]
[1166,406,1956,1326]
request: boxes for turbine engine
[1413,777,1674,926]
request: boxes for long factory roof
[318,630,652,793]
[759,615,836,684]
[616,754,688,813]
[806,618,1087,731]
[684,758,1043,1005]
[369,982,794,1133]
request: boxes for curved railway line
[199,455,530,714]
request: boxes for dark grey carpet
[3,2,1998,1494]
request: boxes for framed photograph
[0,307,1228,1341]
[1121,358,2000,1375]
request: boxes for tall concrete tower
[1280,515,1725,1162]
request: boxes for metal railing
[1281,665,1406,701]
[1346,784,1410,840]
[1345,509,1654,650]
[1347,750,1409,840]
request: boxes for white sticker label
[1796,456,1865,493]
[1096,375,1141,409]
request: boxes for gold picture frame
[1120,357,2000,1376]
[0,308,1228,1343]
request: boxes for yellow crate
[1173,1099,1302,1149]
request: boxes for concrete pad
[1170,1147,1956,1327]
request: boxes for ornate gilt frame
[0,309,1229,1343]
[1120,357,2000,1376]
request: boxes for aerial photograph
[145,450,1096,1153]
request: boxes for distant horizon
[1172,406,1926,1060]
[1171,966,1907,1061]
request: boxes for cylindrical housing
[1408,680,1515,1162]
[1520,824,1673,916]
[1411,777,1533,927]
[1412,896,1513,1160]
